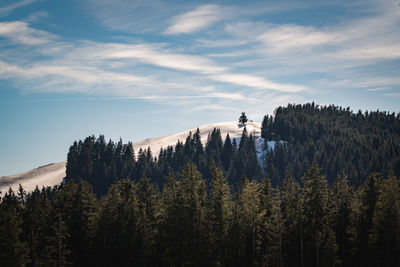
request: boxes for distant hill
[1,121,265,195]
[0,162,66,195]
[3,103,399,195]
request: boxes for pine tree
[208,161,233,266]
[280,172,304,266]
[206,128,223,167]
[301,163,338,266]
[239,112,248,125]
[162,163,209,266]
[351,172,382,266]
[332,170,354,266]
[47,209,71,266]
[0,188,29,266]
[96,179,139,266]
[230,177,261,267]
[221,133,233,171]
[54,181,99,266]
[368,174,400,266]
[22,187,57,266]
[137,178,162,265]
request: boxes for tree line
[65,126,262,196]
[1,163,399,266]
[65,103,400,198]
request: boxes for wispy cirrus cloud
[256,24,338,54]
[211,73,308,93]
[0,21,56,45]
[104,43,228,74]
[164,4,224,35]
[0,19,311,113]
[383,92,400,97]
[25,10,48,22]
[0,0,37,16]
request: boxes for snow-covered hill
[1,121,272,195]
[0,162,66,196]
[132,121,262,157]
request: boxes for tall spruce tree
[208,161,233,266]
[368,174,400,266]
[332,170,353,266]
[301,163,338,266]
[96,179,139,266]
[280,172,304,266]
[0,188,29,266]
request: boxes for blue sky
[0,0,399,176]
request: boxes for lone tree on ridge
[239,112,248,125]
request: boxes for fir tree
[301,163,338,266]
[208,161,233,266]
[239,112,248,125]
[0,188,29,266]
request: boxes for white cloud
[25,10,48,22]
[195,38,248,48]
[383,92,400,97]
[0,0,37,16]
[165,4,223,34]
[366,87,388,92]
[104,43,227,74]
[257,24,338,54]
[0,20,312,113]
[81,0,170,33]
[86,43,310,93]
[211,73,308,93]
[0,21,56,45]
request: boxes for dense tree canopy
[1,164,399,266]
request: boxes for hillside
[0,162,66,195]
[1,121,263,195]
[132,121,261,156]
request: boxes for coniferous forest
[1,103,400,266]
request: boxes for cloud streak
[0,0,37,16]
[0,21,56,45]
[165,4,223,34]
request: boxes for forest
[1,163,399,266]
[1,103,399,266]
[64,103,400,195]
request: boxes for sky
[0,0,399,176]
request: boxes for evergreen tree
[221,133,233,171]
[0,188,29,266]
[229,177,261,267]
[208,161,233,266]
[96,179,139,266]
[162,163,209,266]
[47,209,71,266]
[54,181,99,265]
[22,187,56,266]
[351,172,382,266]
[137,178,162,265]
[368,174,400,266]
[239,112,248,125]
[301,163,338,266]
[332,171,354,266]
[206,128,223,168]
[280,172,304,266]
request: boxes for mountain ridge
[0,121,262,195]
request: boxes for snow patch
[0,162,66,196]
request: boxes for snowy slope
[132,121,262,157]
[0,162,66,196]
[1,121,271,195]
